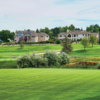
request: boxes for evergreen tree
[61,37,72,54]
[36,29,40,33]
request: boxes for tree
[51,27,60,37]
[86,24,100,33]
[99,28,100,44]
[40,28,45,33]
[44,27,50,34]
[68,24,75,31]
[36,29,40,33]
[0,30,14,42]
[81,37,89,50]
[89,35,97,47]
[19,41,24,49]
[61,37,72,54]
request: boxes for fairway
[1,44,100,61]
[0,69,100,100]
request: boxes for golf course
[0,69,100,100]
[1,44,100,68]
[0,44,100,100]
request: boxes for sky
[0,0,100,31]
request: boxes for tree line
[0,24,100,42]
[0,30,14,42]
[36,24,82,39]
[36,24,100,39]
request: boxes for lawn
[1,44,100,61]
[0,68,100,100]
[0,44,61,61]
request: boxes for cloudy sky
[0,0,100,31]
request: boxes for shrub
[59,52,70,65]
[17,55,31,68]
[95,63,100,69]
[19,41,24,49]
[17,51,70,68]
[55,39,61,44]
[30,54,48,68]
[44,51,60,66]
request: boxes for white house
[58,30,99,41]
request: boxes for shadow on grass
[80,95,100,100]
[74,50,88,54]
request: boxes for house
[58,30,99,41]
[14,30,49,42]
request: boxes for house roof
[16,30,49,37]
[58,31,98,35]
[38,32,49,37]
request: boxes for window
[60,35,62,37]
[74,35,76,37]
[68,34,71,37]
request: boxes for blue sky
[0,0,100,31]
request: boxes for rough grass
[0,69,100,100]
[1,44,100,68]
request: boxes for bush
[17,54,48,68]
[17,51,70,68]
[59,52,70,65]
[17,55,31,68]
[95,63,100,69]
[44,51,60,66]
[55,39,61,44]
[30,54,48,68]
[20,41,24,49]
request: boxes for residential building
[58,30,99,41]
[15,30,49,42]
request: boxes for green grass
[1,44,100,68]
[0,69,100,100]
[1,44,100,61]
[0,44,61,61]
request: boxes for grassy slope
[1,44,100,60]
[0,45,61,61]
[1,44,100,68]
[0,69,100,100]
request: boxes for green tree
[81,37,89,50]
[61,37,72,54]
[89,35,97,47]
[99,28,100,44]
[44,27,50,34]
[20,41,24,49]
[86,24,100,33]
[40,28,45,33]
[51,27,61,37]
[36,29,40,33]
[68,24,75,31]
[0,30,14,42]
